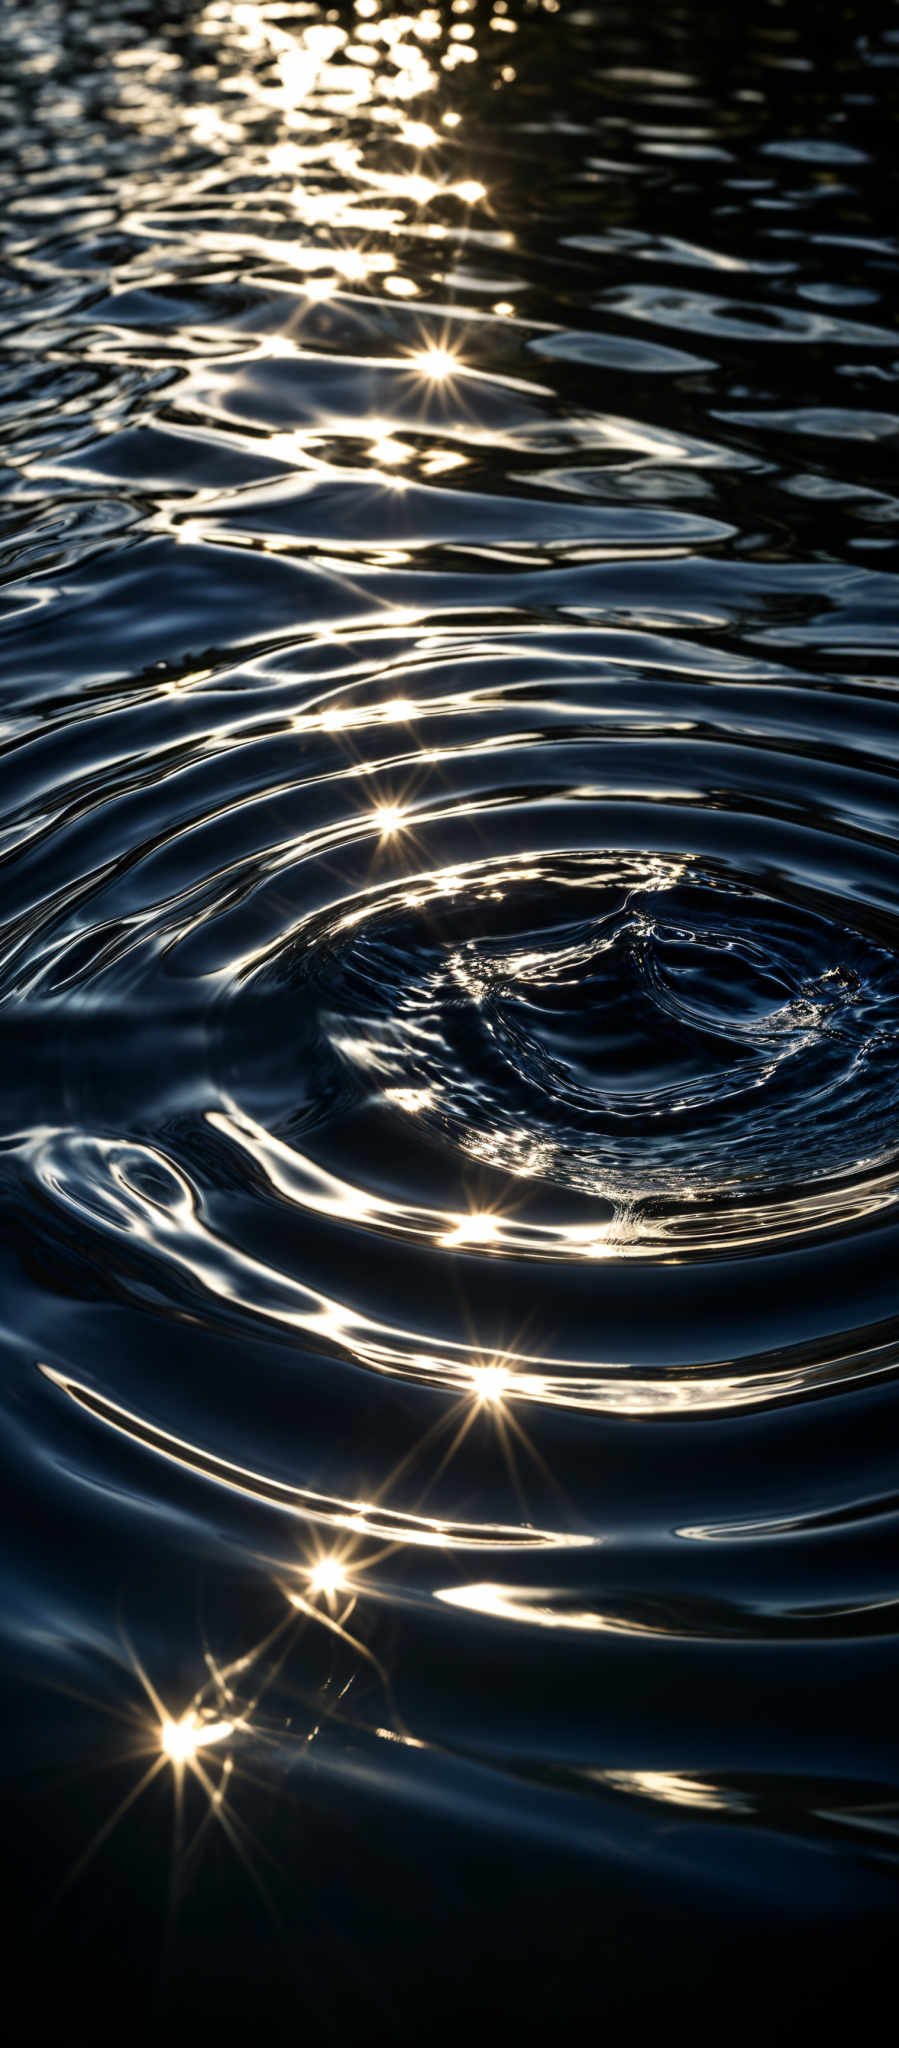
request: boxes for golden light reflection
[384,274,419,297]
[39,1350,597,1936]
[383,1085,436,1113]
[562,1222,615,1259]
[160,1710,234,1766]
[442,1209,499,1247]
[421,447,467,475]
[411,344,459,380]
[400,172,440,207]
[600,1769,734,1814]
[306,1554,351,1603]
[470,1362,510,1406]
[373,800,408,835]
[435,1582,612,1631]
[124,0,514,306]
[316,694,418,734]
[335,247,371,282]
[45,1603,311,1925]
[368,434,412,466]
[401,119,438,150]
[203,1098,627,1275]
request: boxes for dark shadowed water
[2,1,899,2037]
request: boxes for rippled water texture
[2,1,899,2036]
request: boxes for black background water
[2,1,898,2038]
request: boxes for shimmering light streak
[443,1210,499,1247]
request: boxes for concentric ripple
[251,848,899,1250]
[2,2,899,2009]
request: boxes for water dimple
[295,854,899,1241]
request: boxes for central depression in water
[237,849,899,1251]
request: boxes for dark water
[2,0,899,2036]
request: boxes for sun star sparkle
[160,1710,233,1766]
[373,801,407,835]
[411,344,459,380]
[471,1363,511,1406]
[307,1555,350,1601]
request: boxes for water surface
[2,1,899,2036]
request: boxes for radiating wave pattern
[1,0,899,2033]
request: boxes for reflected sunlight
[373,801,408,835]
[369,434,412,466]
[435,1583,612,1632]
[470,1363,511,1407]
[442,1210,499,1247]
[383,1086,436,1113]
[161,1711,234,1767]
[306,1555,350,1602]
[410,344,460,379]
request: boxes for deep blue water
[2,1,899,2037]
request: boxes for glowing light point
[443,1211,499,1248]
[373,802,407,836]
[384,1086,435,1114]
[337,249,369,282]
[160,1711,233,1765]
[369,435,409,467]
[412,345,459,380]
[307,1556,348,1601]
[471,1363,510,1406]
[403,121,438,150]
